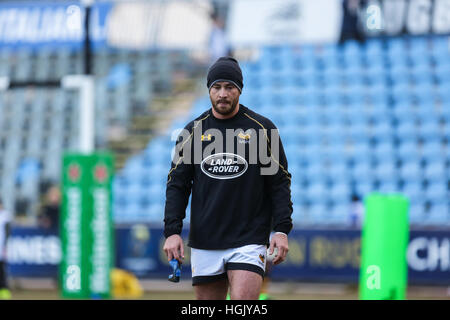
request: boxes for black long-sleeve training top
[164,104,293,249]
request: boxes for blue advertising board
[270,229,361,283]
[7,226,60,277]
[7,226,450,285]
[0,1,111,49]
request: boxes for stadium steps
[108,114,157,171]
[109,76,202,171]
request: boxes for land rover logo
[201,153,248,180]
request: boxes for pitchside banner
[0,1,210,50]
[60,152,114,299]
[358,0,450,37]
[227,0,343,46]
[7,227,450,285]
[114,227,450,285]
[0,1,111,49]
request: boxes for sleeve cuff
[164,228,181,238]
[273,223,292,236]
[274,232,288,237]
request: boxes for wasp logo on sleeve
[201,153,248,179]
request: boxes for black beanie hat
[207,57,243,93]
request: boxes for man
[339,0,366,43]
[0,199,12,299]
[163,57,293,300]
[37,186,61,230]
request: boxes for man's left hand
[268,233,289,265]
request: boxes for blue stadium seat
[423,160,447,182]
[351,160,372,181]
[424,203,450,226]
[116,198,139,221]
[364,39,384,58]
[397,140,420,161]
[431,36,449,51]
[291,204,306,224]
[347,124,371,145]
[344,62,364,77]
[371,121,393,141]
[374,161,397,182]
[329,182,351,204]
[348,142,372,163]
[409,203,425,225]
[328,203,351,225]
[328,161,348,182]
[422,141,444,161]
[377,181,400,194]
[411,66,434,85]
[435,67,450,84]
[147,184,166,204]
[306,180,328,204]
[402,181,423,203]
[374,140,395,157]
[425,182,448,202]
[308,203,329,225]
[341,40,361,58]
[399,160,422,182]
[15,48,33,81]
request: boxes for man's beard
[211,97,239,116]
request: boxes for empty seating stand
[112,35,450,228]
[0,46,187,216]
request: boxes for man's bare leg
[194,278,229,300]
[227,270,262,300]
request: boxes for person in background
[37,186,61,231]
[208,11,231,64]
[349,193,364,228]
[0,199,12,299]
[37,186,61,289]
[339,0,366,43]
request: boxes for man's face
[209,81,240,116]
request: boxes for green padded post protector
[359,193,409,300]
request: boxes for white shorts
[190,244,267,286]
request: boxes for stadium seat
[328,161,348,181]
[425,182,448,202]
[374,161,398,182]
[424,203,450,226]
[402,181,423,203]
[146,203,165,222]
[399,160,422,182]
[328,203,351,225]
[424,138,445,155]
[423,160,447,181]
[377,181,400,194]
[308,203,329,225]
[397,140,420,161]
[329,182,351,204]
[409,203,426,225]
[15,48,33,81]
[306,180,329,204]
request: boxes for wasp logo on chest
[201,134,212,141]
[237,129,252,144]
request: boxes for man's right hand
[163,234,185,263]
